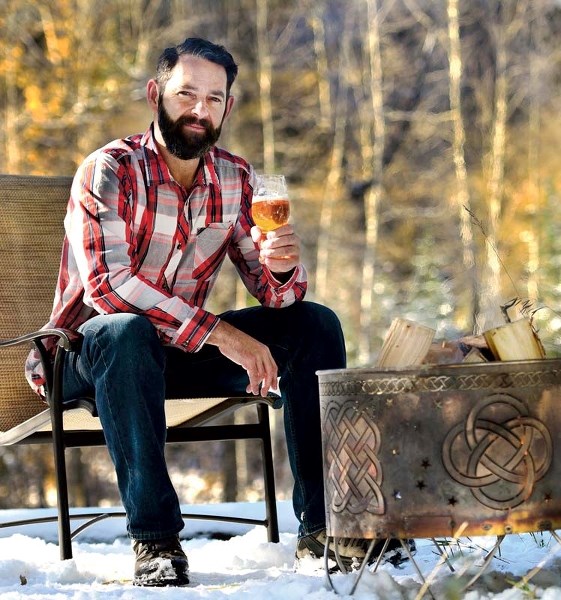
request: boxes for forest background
[1,0,561,515]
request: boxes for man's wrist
[270,267,295,283]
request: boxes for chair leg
[49,350,73,560]
[257,403,279,543]
[52,437,72,560]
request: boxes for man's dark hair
[156,37,238,96]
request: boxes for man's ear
[146,79,159,111]
[224,95,235,120]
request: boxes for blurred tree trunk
[524,0,544,305]
[478,2,533,330]
[314,7,351,303]
[357,0,385,364]
[255,0,275,172]
[446,0,478,332]
[68,450,89,506]
[1,1,23,173]
[222,438,238,503]
[480,18,507,330]
[3,43,20,173]
[310,6,332,129]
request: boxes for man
[25,37,380,586]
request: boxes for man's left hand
[251,224,301,274]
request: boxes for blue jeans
[62,301,346,540]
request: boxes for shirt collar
[199,151,219,187]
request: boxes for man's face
[157,95,224,160]
[155,55,232,160]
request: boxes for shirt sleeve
[227,169,308,308]
[67,153,219,352]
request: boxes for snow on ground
[1,501,561,599]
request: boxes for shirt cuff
[263,264,302,291]
[174,310,220,352]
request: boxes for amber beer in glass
[251,174,290,232]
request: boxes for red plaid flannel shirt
[25,126,307,395]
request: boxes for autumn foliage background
[1,0,561,511]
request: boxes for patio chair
[0,174,279,559]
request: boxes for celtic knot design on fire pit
[324,401,385,515]
[318,368,561,397]
[442,393,552,510]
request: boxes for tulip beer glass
[251,174,290,233]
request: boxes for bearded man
[24,38,381,587]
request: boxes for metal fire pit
[318,359,561,541]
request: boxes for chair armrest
[0,328,82,402]
[0,328,82,352]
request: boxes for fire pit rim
[317,357,561,379]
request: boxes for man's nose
[192,100,209,119]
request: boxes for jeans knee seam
[92,337,134,481]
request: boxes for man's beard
[157,101,223,160]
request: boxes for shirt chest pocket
[191,222,234,280]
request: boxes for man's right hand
[206,320,278,397]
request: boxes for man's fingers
[250,225,263,244]
[206,320,278,396]
[245,359,277,396]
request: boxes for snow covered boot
[132,535,189,586]
[296,529,415,571]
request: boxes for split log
[376,318,436,368]
[483,318,546,361]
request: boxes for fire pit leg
[400,539,437,600]
[323,537,436,598]
[459,535,505,592]
[512,530,561,589]
[323,536,386,595]
[323,535,341,593]
[550,530,561,545]
[364,537,391,574]
[347,538,390,595]
[431,538,456,572]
